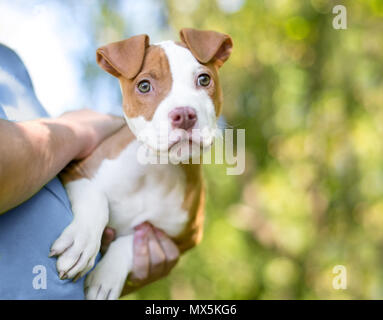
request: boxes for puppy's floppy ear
[96,34,149,79]
[180,28,233,68]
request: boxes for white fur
[50,178,109,280]
[85,235,134,300]
[93,140,188,238]
[53,141,188,299]
[125,41,217,159]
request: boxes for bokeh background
[1,0,383,299]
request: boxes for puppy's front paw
[84,260,127,300]
[50,222,102,281]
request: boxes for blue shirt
[0,44,97,299]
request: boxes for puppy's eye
[137,80,151,93]
[197,74,211,87]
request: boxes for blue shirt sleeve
[0,104,6,119]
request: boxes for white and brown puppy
[50,28,233,300]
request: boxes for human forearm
[0,110,124,213]
[0,118,79,213]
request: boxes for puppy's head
[97,28,233,161]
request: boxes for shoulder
[0,103,7,119]
[0,43,49,120]
[0,44,34,90]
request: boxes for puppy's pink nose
[169,107,197,130]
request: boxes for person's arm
[0,109,124,214]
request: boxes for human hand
[101,222,180,296]
[58,109,125,160]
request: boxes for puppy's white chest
[93,141,188,237]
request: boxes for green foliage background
[106,0,383,299]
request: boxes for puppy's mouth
[168,136,204,151]
[167,129,215,152]
[138,127,216,155]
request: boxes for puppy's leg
[85,235,134,300]
[50,178,109,280]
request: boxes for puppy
[51,28,233,300]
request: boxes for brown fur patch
[120,45,172,121]
[173,163,205,253]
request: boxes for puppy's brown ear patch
[96,34,150,79]
[180,28,233,68]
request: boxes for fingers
[59,110,125,160]
[129,224,150,282]
[100,227,116,255]
[99,114,126,139]
[121,222,181,295]
[146,227,166,279]
[130,224,179,281]
[154,228,180,275]
[91,113,126,149]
